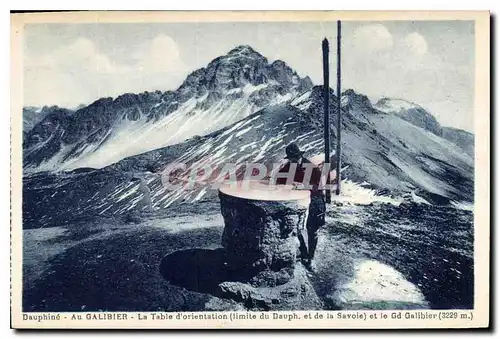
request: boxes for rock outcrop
[24,45,313,172]
[216,265,322,310]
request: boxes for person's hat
[285,143,305,159]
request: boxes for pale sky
[23,21,475,132]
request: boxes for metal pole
[322,38,331,204]
[336,21,342,195]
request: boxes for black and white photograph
[10,11,490,329]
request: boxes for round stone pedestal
[218,180,310,287]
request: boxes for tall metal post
[322,38,331,204]
[336,21,342,196]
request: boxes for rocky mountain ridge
[23,45,313,172]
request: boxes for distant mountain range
[22,45,475,227]
[23,106,74,133]
[441,127,474,157]
[23,45,312,172]
[373,98,474,157]
[374,98,444,136]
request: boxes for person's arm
[308,165,336,192]
[275,163,291,185]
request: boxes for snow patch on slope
[333,259,428,307]
[290,91,312,110]
[375,98,421,113]
[40,87,294,171]
[450,200,474,211]
[329,180,402,206]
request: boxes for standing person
[274,143,331,271]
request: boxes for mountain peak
[375,98,422,112]
[178,44,312,101]
[375,98,442,136]
[226,45,263,57]
[342,89,373,111]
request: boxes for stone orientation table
[218,180,311,287]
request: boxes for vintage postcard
[10,11,490,329]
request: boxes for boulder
[216,265,323,310]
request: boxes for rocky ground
[22,200,473,312]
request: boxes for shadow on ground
[23,223,226,312]
[159,248,229,295]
